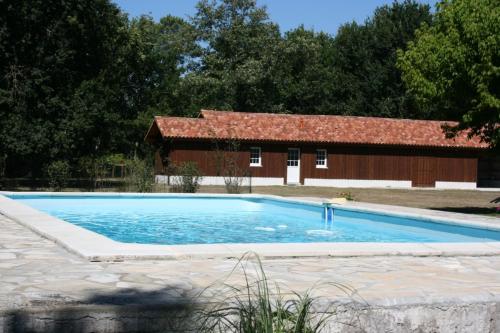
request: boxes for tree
[130,14,200,122]
[332,0,432,118]
[182,0,431,117]
[0,0,137,176]
[0,0,186,177]
[184,0,282,113]
[398,0,500,147]
[275,26,337,115]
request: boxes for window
[250,147,261,166]
[316,149,327,168]
[287,148,299,166]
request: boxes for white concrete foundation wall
[198,176,284,186]
[155,175,169,184]
[195,176,226,186]
[158,175,479,189]
[304,178,413,188]
[435,181,477,190]
[156,175,284,186]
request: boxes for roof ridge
[199,109,456,124]
[155,115,204,121]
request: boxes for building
[145,110,489,189]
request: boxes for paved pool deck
[1,210,500,332]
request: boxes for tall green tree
[398,0,500,146]
[0,0,138,175]
[275,27,337,114]
[0,0,187,176]
[184,0,282,113]
[331,0,433,118]
[131,14,200,123]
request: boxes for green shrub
[78,156,108,190]
[170,161,203,193]
[224,160,245,194]
[46,160,71,191]
[126,158,153,192]
[338,191,355,201]
[105,153,126,167]
[211,138,247,193]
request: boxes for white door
[287,148,300,184]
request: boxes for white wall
[303,178,413,188]
[155,175,284,186]
[155,175,169,184]
[157,175,478,189]
[435,181,477,190]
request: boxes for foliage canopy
[398,0,500,146]
[2,0,495,177]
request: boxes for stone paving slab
[1,214,500,311]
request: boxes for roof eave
[158,136,488,150]
[144,118,163,144]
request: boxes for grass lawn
[196,185,500,217]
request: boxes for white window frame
[250,147,262,167]
[316,149,327,168]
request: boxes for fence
[0,177,128,191]
[0,172,254,194]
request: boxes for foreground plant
[196,253,357,333]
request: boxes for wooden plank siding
[162,140,286,179]
[300,145,478,186]
[156,140,479,187]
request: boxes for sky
[113,0,438,35]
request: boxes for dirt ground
[196,185,500,217]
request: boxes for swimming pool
[9,194,500,245]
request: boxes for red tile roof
[146,110,487,149]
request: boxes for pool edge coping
[1,191,500,261]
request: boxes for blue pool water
[10,195,500,245]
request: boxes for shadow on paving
[431,206,499,216]
[2,287,203,333]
